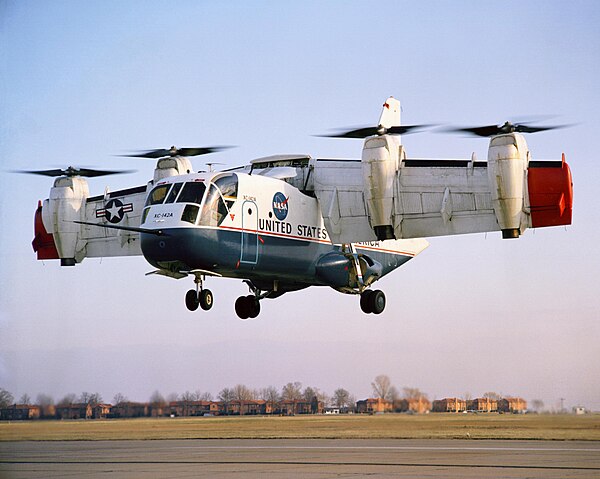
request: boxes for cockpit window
[176,181,206,205]
[145,184,171,206]
[165,182,183,203]
[214,175,238,208]
[199,174,238,227]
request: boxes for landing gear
[185,274,213,312]
[360,289,386,315]
[235,295,260,320]
[199,289,213,311]
[185,289,199,311]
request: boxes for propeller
[445,121,568,137]
[318,124,430,139]
[14,166,134,178]
[119,145,234,159]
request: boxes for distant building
[573,407,587,415]
[0,404,40,420]
[92,404,112,419]
[169,400,216,417]
[394,397,431,414]
[109,402,148,418]
[432,398,467,413]
[56,403,92,420]
[276,399,323,415]
[497,397,527,413]
[467,398,498,412]
[356,398,393,414]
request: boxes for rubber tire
[185,289,199,311]
[235,296,250,319]
[369,290,386,315]
[246,295,261,318]
[360,290,374,314]
[199,289,214,311]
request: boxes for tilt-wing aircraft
[29,98,573,319]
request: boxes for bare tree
[149,390,166,406]
[303,386,317,402]
[403,387,428,400]
[112,393,128,405]
[180,391,197,402]
[166,392,179,403]
[18,393,31,405]
[79,392,103,406]
[388,386,400,402]
[333,388,350,408]
[281,382,303,401]
[371,375,392,399]
[463,391,472,401]
[197,391,213,402]
[218,388,234,415]
[36,393,54,406]
[233,384,254,401]
[0,388,14,408]
[483,391,502,400]
[260,386,280,412]
[531,399,544,412]
[58,393,77,406]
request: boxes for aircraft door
[241,201,259,264]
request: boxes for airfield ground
[1,413,599,442]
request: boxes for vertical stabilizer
[378,97,401,129]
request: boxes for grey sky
[1,1,598,410]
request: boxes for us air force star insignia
[95,199,134,224]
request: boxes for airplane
[28,98,573,319]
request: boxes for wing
[81,186,147,257]
[313,157,572,244]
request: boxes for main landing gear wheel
[199,289,213,311]
[235,295,261,320]
[360,289,386,315]
[185,289,199,311]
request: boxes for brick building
[497,397,527,413]
[356,398,393,414]
[467,398,498,412]
[56,403,92,420]
[0,404,40,420]
[394,397,431,414]
[431,398,467,413]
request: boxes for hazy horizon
[1,1,598,413]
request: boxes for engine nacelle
[42,176,89,265]
[487,133,529,238]
[153,156,194,183]
[362,134,404,241]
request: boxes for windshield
[145,184,171,206]
[176,181,206,205]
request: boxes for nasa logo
[272,192,289,221]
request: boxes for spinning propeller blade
[319,124,430,139]
[445,122,568,137]
[120,145,234,159]
[14,166,134,178]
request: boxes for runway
[1,439,599,478]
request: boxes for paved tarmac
[1,439,599,478]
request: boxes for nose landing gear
[185,273,213,312]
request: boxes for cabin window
[165,182,183,203]
[145,184,171,206]
[176,181,206,205]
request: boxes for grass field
[1,414,599,442]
